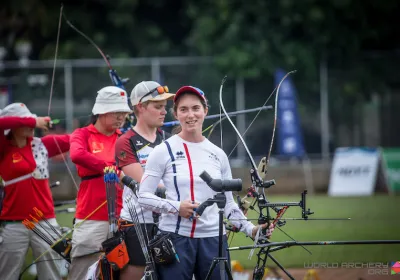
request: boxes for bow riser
[218,72,311,280]
[109,69,127,90]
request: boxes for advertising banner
[328,147,380,196]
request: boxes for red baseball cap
[174,86,207,103]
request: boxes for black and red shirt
[115,128,169,223]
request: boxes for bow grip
[258,216,270,236]
[261,226,268,236]
[195,202,209,216]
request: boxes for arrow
[163,105,273,127]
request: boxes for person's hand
[179,199,199,219]
[36,117,51,131]
[117,169,126,190]
[117,169,125,181]
[251,223,275,239]
[238,196,251,216]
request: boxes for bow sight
[250,190,314,227]
[242,157,314,237]
[219,74,400,280]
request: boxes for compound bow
[218,73,311,279]
[218,73,400,280]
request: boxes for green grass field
[22,194,400,279]
[229,194,400,269]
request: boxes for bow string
[218,72,309,280]
[25,5,134,270]
[63,12,134,133]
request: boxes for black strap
[81,174,103,181]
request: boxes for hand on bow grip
[36,116,52,131]
[252,223,275,239]
[179,200,200,220]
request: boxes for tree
[185,0,400,92]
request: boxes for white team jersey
[138,135,254,238]
[120,184,153,223]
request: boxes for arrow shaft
[226,218,351,221]
[163,105,273,127]
[228,240,400,251]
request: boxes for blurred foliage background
[1,0,400,156]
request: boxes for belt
[81,174,103,181]
[118,219,135,229]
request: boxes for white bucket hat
[92,86,132,115]
[0,103,37,135]
[0,103,37,118]
[130,81,175,106]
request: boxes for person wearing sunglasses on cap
[0,103,70,280]
[68,86,132,280]
[115,81,174,280]
[137,86,275,280]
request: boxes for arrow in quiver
[22,207,72,263]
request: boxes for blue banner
[274,68,305,158]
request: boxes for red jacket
[70,124,122,221]
[0,117,70,220]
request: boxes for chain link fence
[1,54,399,162]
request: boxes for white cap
[130,81,175,106]
[0,103,37,118]
[92,86,132,115]
[0,103,37,135]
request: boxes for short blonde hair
[132,101,149,116]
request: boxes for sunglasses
[138,86,169,104]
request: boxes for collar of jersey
[88,124,122,135]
